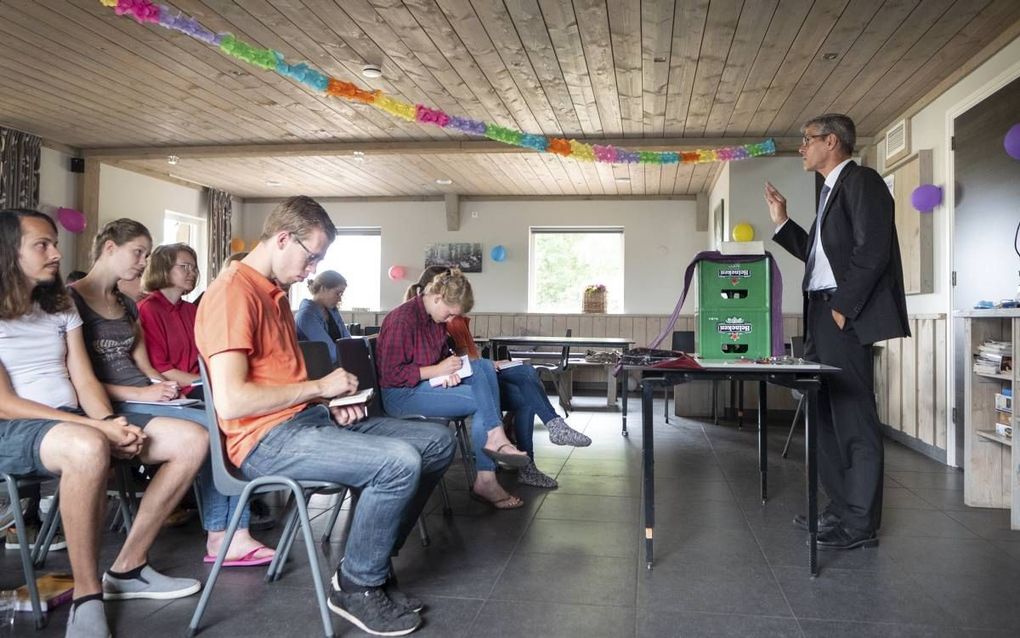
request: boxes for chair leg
[320,488,347,545]
[113,465,135,532]
[453,420,475,486]
[4,478,44,630]
[439,478,453,516]
[266,494,299,583]
[781,397,805,459]
[32,491,61,567]
[290,486,337,638]
[417,515,430,547]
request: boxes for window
[529,227,624,313]
[163,210,207,297]
[290,228,381,311]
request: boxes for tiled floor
[5,398,1020,637]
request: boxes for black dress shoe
[792,510,840,532]
[814,525,878,550]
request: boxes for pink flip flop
[203,546,275,567]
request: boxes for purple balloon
[1005,123,1020,160]
[911,184,942,213]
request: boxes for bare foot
[472,473,523,509]
[206,529,275,561]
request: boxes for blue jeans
[115,402,249,532]
[240,405,455,587]
[381,358,503,471]
[498,364,558,458]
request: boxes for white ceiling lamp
[167,154,180,165]
[435,178,453,185]
[352,150,366,163]
[361,64,382,79]
[265,179,282,187]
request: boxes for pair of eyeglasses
[174,263,199,273]
[290,233,326,266]
[800,133,829,146]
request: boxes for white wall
[877,35,1020,315]
[729,156,817,312]
[38,146,80,277]
[99,164,206,236]
[240,198,705,314]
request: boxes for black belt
[806,288,836,301]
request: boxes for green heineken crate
[697,310,772,360]
[698,259,770,310]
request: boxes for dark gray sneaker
[332,573,423,615]
[327,578,421,636]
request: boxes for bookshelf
[958,309,1019,529]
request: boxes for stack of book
[973,340,1012,375]
[995,388,1013,439]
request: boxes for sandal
[469,490,525,510]
[203,545,275,567]
[482,443,530,468]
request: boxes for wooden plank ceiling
[1,0,1018,198]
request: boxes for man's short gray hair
[803,113,856,156]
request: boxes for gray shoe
[64,599,110,638]
[102,565,200,600]
[517,462,558,489]
[546,417,592,447]
[0,498,32,531]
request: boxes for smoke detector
[361,64,382,79]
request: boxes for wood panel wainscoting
[874,314,949,462]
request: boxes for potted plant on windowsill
[582,284,607,314]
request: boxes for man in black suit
[764,113,910,550]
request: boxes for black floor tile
[637,609,800,638]
[489,553,636,607]
[799,619,968,637]
[534,493,639,523]
[636,559,791,616]
[515,518,638,559]
[471,600,636,638]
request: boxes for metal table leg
[621,372,629,437]
[641,381,656,569]
[806,384,819,576]
[758,380,768,504]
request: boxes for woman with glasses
[72,220,276,568]
[294,270,350,366]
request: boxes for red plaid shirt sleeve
[376,298,445,388]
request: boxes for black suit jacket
[774,161,910,345]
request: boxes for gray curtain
[208,188,233,278]
[0,127,41,210]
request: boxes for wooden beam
[76,158,100,271]
[107,160,207,191]
[445,193,460,231]
[82,137,811,160]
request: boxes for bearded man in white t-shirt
[0,208,207,638]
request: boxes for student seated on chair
[195,196,454,637]
[294,269,351,366]
[379,268,529,509]
[0,208,207,638]
[71,220,276,569]
[405,268,591,491]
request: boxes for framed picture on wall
[425,242,483,273]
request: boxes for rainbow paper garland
[100,0,777,165]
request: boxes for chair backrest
[790,336,805,358]
[197,358,249,496]
[299,340,334,380]
[347,322,363,336]
[335,337,384,418]
[364,325,380,336]
[671,330,696,353]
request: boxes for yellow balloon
[732,222,755,242]
[229,237,245,253]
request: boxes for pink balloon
[56,207,87,233]
[388,265,406,281]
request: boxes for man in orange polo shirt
[195,196,454,637]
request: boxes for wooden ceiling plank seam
[537,0,604,135]
[640,0,677,137]
[518,151,565,195]
[743,0,852,135]
[594,161,621,196]
[465,0,571,135]
[683,0,745,137]
[537,152,580,196]
[4,3,295,144]
[64,0,367,142]
[627,162,647,196]
[688,162,712,194]
[0,98,122,149]
[723,0,814,136]
[407,153,483,195]
[550,154,590,195]
[0,23,256,144]
[844,0,991,126]
[420,0,545,132]
[474,153,527,196]
[766,0,899,135]
[703,0,780,136]
[606,0,644,136]
[573,0,625,136]
[242,0,462,137]
[662,0,710,136]
[856,0,1019,132]
[577,159,608,196]
[272,156,379,196]
[658,158,680,196]
[500,0,585,135]
[433,154,487,194]
[788,0,922,133]
[672,162,695,195]
[189,0,429,140]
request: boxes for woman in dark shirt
[294,270,351,365]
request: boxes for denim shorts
[0,407,155,478]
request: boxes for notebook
[12,572,74,612]
[328,388,375,408]
[429,355,473,387]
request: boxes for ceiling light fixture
[822,52,839,61]
[435,178,453,185]
[352,150,366,163]
[265,180,282,187]
[653,56,667,63]
[615,176,631,182]
[361,64,382,78]
[167,154,180,166]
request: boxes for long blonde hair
[404,265,449,302]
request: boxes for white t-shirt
[0,304,82,409]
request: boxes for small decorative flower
[585,284,607,294]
